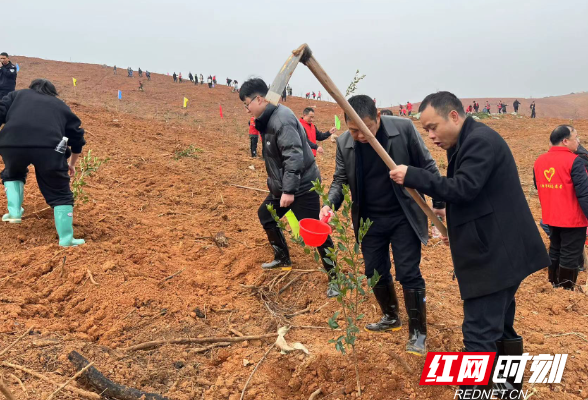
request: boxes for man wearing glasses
[239,78,338,297]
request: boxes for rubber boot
[319,240,340,298]
[548,258,559,287]
[458,358,516,400]
[557,265,579,290]
[404,288,427,356]
[496,337,524,393]
[3,181,24,223]
[54,205,85,247]
[261,228,292,270]
[365,282,402,332]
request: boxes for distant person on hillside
[502,103,507,114]
[466,104,473,114]
[173,72,177,83]
[399,104,404,115]
[305,92,310,99]
[146,71,151,81]
[486,101,491,113]
[113,65,117,75]
[402,108,407,116]
[179,73,183,83]
[281,88,287,102]
[0,79,85,246]
[138,68,143,77]
[287,85,292,96]
[200,74,204,85]
[0,53,18,98]
[213,75,217,85]
[138,81,144,92]
[380,109,393,116]
[239,78,337,298]
[473,101,479,113]
[530,101,536,118]
[299,107,336,157]
[207,75,213,88]
[194,74,198,85]
[407,101,413,116]
[312,92,316,99]
[227,78,232,86]
[189,72,193,82]
[317,91,322,101]
[232,80,239,92]
[497,101,503,114]
[248,116,260,157]
[513,99,520,113]
[127,67,133,78]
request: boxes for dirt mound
[0,57,586,399]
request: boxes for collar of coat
[449,116,476,159]
[342,115,401,149]
[255,103,278,133]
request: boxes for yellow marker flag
[183,97,188,108]
[335,115,341,130]
[285,210,300,238]
[72,78,77,87]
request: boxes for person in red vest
[299,107,336,156]
[407,101,413,116]
[248,116,260,157]
[534,125,588,290]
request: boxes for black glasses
[244,96,259,110]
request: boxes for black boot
[548,258,559,287]
[557,265,579,290]
[365,282,402,332]
[261,228,292,270]
[496,337,524,394]
[404,288,427,356]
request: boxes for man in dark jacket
[390,91,550,396]
[320,95,446,356]
[534,125,588,289]
[0,53,17,98]
[299,107,336,157]
[513,99,520,113]
[239,78,337,297]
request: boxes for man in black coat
[390,91,550,395]
[0,53,17,98]
[320,95,446,356]
[239,78,337,297]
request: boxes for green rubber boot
[3,181,24,223]
[54,205,85,247]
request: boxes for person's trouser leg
[250,135,258,157]
[0,149,30,223]
[388,214,427,354]
[548,226,562,286]
[361,217,401,332]
[557,227,585,290]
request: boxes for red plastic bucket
[299,216,332,247]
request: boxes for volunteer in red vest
[299,107,336,156]
[248,116,260,158]
[406,101,413,116]
[534,125,588,290]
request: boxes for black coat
[328,116,445,243]
[0,62,17,96]
[0,89,85,153]
[404,117,550,299]
[255,103,320,197]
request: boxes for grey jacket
[255,103,320,197]
[327,116,445,244]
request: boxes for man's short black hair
[29,79,58,97]
[239,78,269,102]
[302,107,314,115]
[0,52,8,57]
[550,125,574,145]
[345,95,377,122]
[418,91,466,118]
[380,109,393,116]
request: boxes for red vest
[407,103,412,111]
[249,117,259,135]
[299,118,317,156]
[534,146,588,227]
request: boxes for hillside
[0,56,587,400]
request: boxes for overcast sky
[4,0,587,107]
